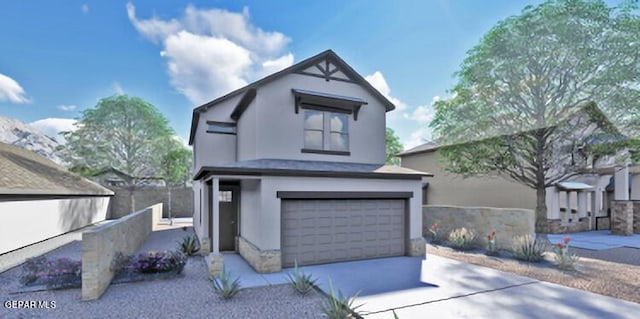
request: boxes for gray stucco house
[189,49,431,273]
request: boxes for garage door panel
[282,199,405,267]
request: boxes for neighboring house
[0,142,113,255]
[189,50,432,273]
[400,103,638,233]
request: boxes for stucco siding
[252,73,386,164]
[0,196,110,255]
[255,176,422,250]
[237,95,257,161]
[193,95,241,171]
[402,151,536,209]
[239,179,261,245]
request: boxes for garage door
[281,199,405,267]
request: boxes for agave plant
[286,260,317,295]
[212,267,242,299]
[321,281,362,319]
[178,235,201,256]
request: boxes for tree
[63,95,178,211]
[429,0,640,232]
[159,139,193,222]
[386,127,404,166]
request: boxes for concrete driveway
[223,254,640,318]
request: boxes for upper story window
[294,88,365,156]
[303,110,349,154]
[207,121,236,135]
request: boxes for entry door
[219,186,239,251]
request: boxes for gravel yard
[0,227,325,319]
[426,244,640,304]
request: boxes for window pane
[208,124,236,134]
[330,132,349,151]
[220,191,233,202]
[304,110,324,130]
[330,114,348,133]
[304,130,323,149]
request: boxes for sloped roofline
[188,49,395,145]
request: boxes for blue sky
[0,0,546,149]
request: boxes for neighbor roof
[0,142,113,196]
[194,159,433,181]
[188,49,395,145]
[397,141,441,157]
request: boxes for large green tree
[429,0,640,231]
[386,127,403,165]
[160,139,193,221]
[64,95,174,177]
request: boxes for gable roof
[0,142,113,196]
[188,49,395,145]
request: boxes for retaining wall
[81,203,162,300]
[423,205,535,250]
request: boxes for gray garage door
[281,199,406,267]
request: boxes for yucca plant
[287,260,317,295]
[212,267,242,299]
[321,281,362,319]
[448,227,477,250]
[179,235,200,256]
[512,234,546,262]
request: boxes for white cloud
[81,4,89,14]
[57,104,77,111]
[0,73,30,103]
[404,127,432,150]
[112,82,124,95]
[30,118,77,144]
[127,2,293,105]
[404,104,434,123]
[364,71,407,112]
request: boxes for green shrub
[287,261,316,295]
[132,250,187,274]
[212,267,242,299]
[179,235,201,256]
[321,281,362,319]
[448,227,477,250]
[512,234,546,262]
[20,256,82,289]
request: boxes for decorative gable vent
[295,57,356,83]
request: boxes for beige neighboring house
[190,49,432,273]
[0,142,113,255]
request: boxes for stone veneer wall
[407,237,426,256]
[81,203,162,300]
[237,236,281,273]
[633,201,640,234]
[423,205,535,250]
[611,201,634,236]
[543,217,590,234]
[107,186,192,219]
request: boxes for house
[0,142,113,255]
[189,50,432,273]
[400,102,640,233]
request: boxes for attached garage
[281,197,406,267]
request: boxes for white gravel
[0,227,325,319]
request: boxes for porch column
[577,191,587,219]
[591,190,600,230]
[211,177,220,254]
[615,165,629,200]
[564,191,572,223]
[546,186,560,220]
[630,174,640,200]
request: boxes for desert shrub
[287,261,316,295]
[321,281,362,319]
[428,222,441,244]
[131,250,187,274]
[20,256,82,289]
[512,234,546,262]
[212,267,242,299]
[485,230,499,256]
[179,235,201,256]
[448,227,477,250]
[553,236,580,270]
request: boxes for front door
[219,186,239,251]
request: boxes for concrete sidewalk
[548,230,640,250]
[222,253,640,319]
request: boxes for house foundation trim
[237,236,282,273]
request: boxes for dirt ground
[426,244,640,304]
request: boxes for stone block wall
[543,217,590,234]
[237,236,281,273]
[633,201,640,234]
[81,203,162,300]
[611,201,634,236]
[423,205,535,250]
[107,186,192,219]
